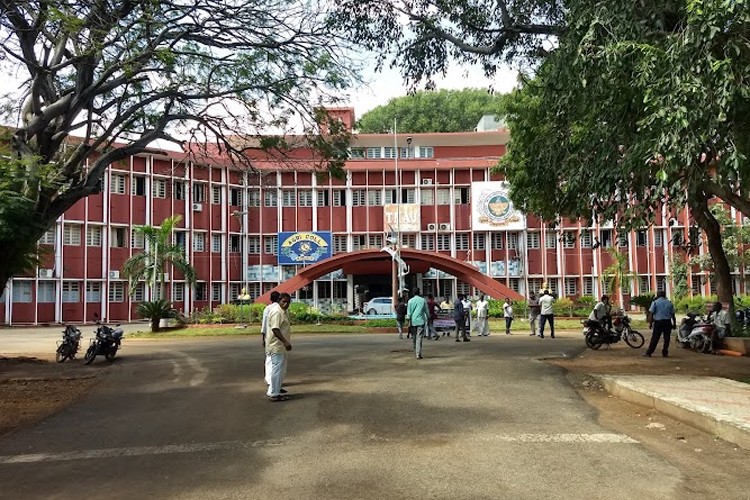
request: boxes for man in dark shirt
[426,294,440,340]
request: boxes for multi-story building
[0,108,735,325]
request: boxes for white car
[363,297,394,315]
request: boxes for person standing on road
[395,294,408,339]
[462,295,473,336]
[261,291,281,386]
[266,293,293,401]
[644,290,676,358]
[440,296,453,310]
[407,288,429,359]
[528,292,541,336]
[426,294,440,340]
[453,294,469,342]
[538,290,555,338]
[475,294,490,336]
[503,298,514,335]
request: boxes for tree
[357,89,507,133]
[0,0,358,292]
[670,255,689,302]
[690,205,750,286]
[601,248,637,308]
[122,215,196,301]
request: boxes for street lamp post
[232,209,250,327]
[385,123,411,307]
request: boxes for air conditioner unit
[439,223,451,231]
[109,270,120,279]
[192,203,203,212]
[422,178,433,185]
[38,268,54,278]
[162,273,169,282]
[427,223,437,231]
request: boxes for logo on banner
[478,190,521,226]
[279,232,331,264]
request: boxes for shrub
[576,296,596,308]
[136,299,177,332]
[631,294,655,310]
[552,297,575,316]
[362,319,398,327]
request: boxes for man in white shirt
[260,291,281,386]
[709,301,731,353]
[538,290,555,339]
[475,295,490,336]
[461,296,473,336]
[588,294,611,337]
[266,293,293,401]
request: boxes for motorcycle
[676,312,713,353]
[84,320,124,365]
[55,324,82,363]
[582,311,644,350]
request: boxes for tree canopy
[0,0,358,291]
[356,89,507,133]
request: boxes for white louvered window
[86,226,102,247]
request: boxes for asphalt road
[0,332,682,499]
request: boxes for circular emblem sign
[480,191,514,223]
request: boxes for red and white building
[0,108,731,325]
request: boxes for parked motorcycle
[676,312,713,353]
[84,320,124,365]
[55,324,82,363]
[583,311,644,350]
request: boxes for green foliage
[631,294,656,310]
[674,295,715,315]
[576,296,596,308]
[690,205,750,278]
[136,299,177,332]
[552,297,575,316]
[670,256,690,301]
[357,89,507,133]
[361,319,398,327]
[601,248,637,306]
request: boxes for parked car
[363,297,394,315]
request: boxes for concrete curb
[594,375,750,451]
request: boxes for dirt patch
[0,356,102,437]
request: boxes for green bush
[576,296,596,308]
[631,294,655,310]
[552,297,575,316]
[362,319,398,327]
[675,295,711,314]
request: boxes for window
[317,190,329,207]
[455,233,469,251]
[174,232,186,252]
[350,147,365,158]
[368,234,383,248]
[367,190,382,206]
[131,231,144,249]
[132,283,145,302]
[110,174,127,194]
[86,282,101,302]
[437,234,451,251]
[86,226,102,247]
[212,283,222,301]
[193,233,205,252]
[600,229,612,248]
[399,147,415,159]
[528,278,543,294]
[333,190,345,206]
[654,229,663,247]
[248,236,261,254]
[456,281,471,296]
[39,227,55,245]
[436,189,451,205]
[401,188,416,204]
[282,190,295,207]
[507,232,519,250]
[656,276,667,293]
[333,235,347,253]
[212,234,222,253]
[384,147,396,159]
[173,180,185,200]
[37,282,55,303]
[108,282,124,302]
[195,283,207,301]
[352,235,366,251]
[526,232,540,249]
[352,189,366,206]
[132,176,146,196]
[473,233,486,250]
[264,190,278,207]
[211,186,221,204]
[492,233,503,249]
[509,278,520,292]
[545,231,557,249]
[547,279,559,296]
[366,147,382,159]
[691,275,701,295]
[420,188,434,205]
[153,178,167,198]
[299,190,313,207]
[419,146,434,158]
[562,231,576,248]
[618,232,628,247]
[401,234,416,249]
[193,183,205,203]
[581,230,592,248]
[230,235,241,253]
[639,276,649,294]
[637,229,648,247]
[248,190,260,207]
[230,188,243,206]
[564,278,577,297]
[12,281,32,303]
[111,227,127,248]
[421,233,435,251]
[173,283,184,302]
[264,235,278,255]
[454,187,470,204]
[63,225,81,246]
[582,277,594,296]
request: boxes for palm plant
[602,247,638,307]
[137,299,177,332]
[122,215,196,301]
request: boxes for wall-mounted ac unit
[427,223,437,231]
[38,268,54,278]
[162,273,169,282]
[422,178,433,185]
[439,223,451,231]
[192,203,203,212]
[109,270,120,279]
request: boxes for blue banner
[277,232,332,265]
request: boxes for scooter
[676,313,713,353]
[55,324,82,363]
[84,319,124,364]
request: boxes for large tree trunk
[691,193,734,310]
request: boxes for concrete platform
[597,375,750,450]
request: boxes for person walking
[266,292,293,402]
[462,295,473,336]
[453,294,469,342]
[503,298,514,335]
[528,292,541,336]
[644,290,676,357]
[395,294,408,339]
[261,291,281,387]
[407,288,429,359]
[538,290,555,338]
[475,294,490,336]
[426,294,440,340]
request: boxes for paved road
[0,333,682,499]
